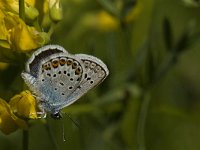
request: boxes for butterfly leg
[30,106,47,119]
[36,111,47,119]
[21,72,37,85]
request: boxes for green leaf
[163,17,173,50]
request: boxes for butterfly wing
[58,54,109,110]
[23,52,86,113]
[22,45,109,114]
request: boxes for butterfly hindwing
[32,53,85,112]
[58,54,109,110]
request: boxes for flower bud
[49,0,63,23]
[25,4,39,21]
[9,90,39,119]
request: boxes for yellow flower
[0,0,39,20]
[8,13,49,51]
[0,98,28,135]
[81,11,119,32]
[9,90,39,119]
[0,90,42,134]
[0,10,10,49]
[97,11,119,31]
[0,0,63,51]
[2,12,49,51]
[0,62,9,70]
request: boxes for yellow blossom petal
[4,13,48,51]
[0,62,9,70]
[0,10,10,49]
[82,11,119,32]
[10,24,45,51]
[9,90,39,119]
[0,98,18,134]
[0,0,39,20]
[97,11,119,31]
[0,0,19,14]
[0,98,28,135]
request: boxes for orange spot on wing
[52,60,59,68]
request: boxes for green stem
[154,53,177,83]
[137,92,150,150]
[48,24,55,37]
[22,130,29,150]
[45,123,59,150]
[19,0,25,20]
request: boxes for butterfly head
[51,111,62,119]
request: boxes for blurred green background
[1,0,200,150]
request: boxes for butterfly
[21,45,109,119]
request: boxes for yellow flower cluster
[0,0,62,135]
[77,2,141,33]
[0,91,39,135]
[0,0,62,51]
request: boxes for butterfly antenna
[62,122,67,142]
[65,113,81,129]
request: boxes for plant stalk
[19,0,25,20]
[22,130,29,150]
